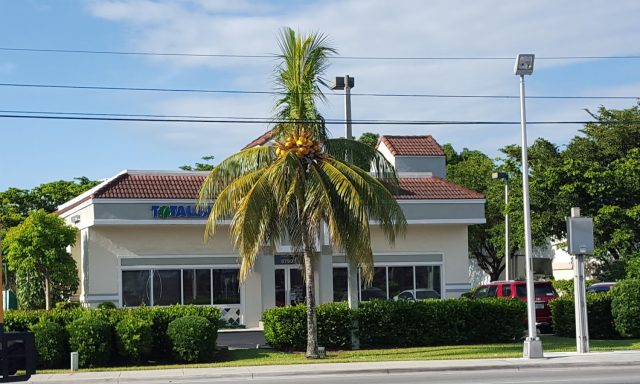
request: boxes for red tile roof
[59,172,482,207]
[396,177,484,200]
[243,130,273,149]
[379,135,444,156]
[93,173,206,199]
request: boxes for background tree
[199,28,405,358]
[179,155,216,171]
[352,132,379,170]
[3,209,79,309]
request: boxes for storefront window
[387,266,414,300]
[361,267,387,301]
[153,269,181,306]
[213,269,240,304]
[415,266,442,299]
[332,268,348,302]
[122,267,239,306]
[183,269,212,305]
[122,270,150,307]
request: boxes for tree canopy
[3,210,79,309]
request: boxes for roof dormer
[376,135,446,178]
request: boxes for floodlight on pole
[514,53,543,359]
[331,75,355,139]
[492,172,510,281]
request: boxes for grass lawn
[40,336,640,373]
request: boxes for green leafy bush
[98,301,117,309]
[262,302,353,351]
[115,311,153,363]
[149,305,220,359]
[30,320,68,368]
[549,294,619,339]
[67,312,113,368]
[263,299,526,351]
[4,310,45,331]
[612,279,640,337]
[356,298,526,348]
[167,316,216,363]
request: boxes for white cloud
[85,0,640,157]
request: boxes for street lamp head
[331,75,355,90]
[514,54,535,76]
[492,172,510,181]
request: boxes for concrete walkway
[27,350,640,383]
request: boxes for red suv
[470,280,558,330]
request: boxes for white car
[393,288,440,301]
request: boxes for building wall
[395,156,446,178]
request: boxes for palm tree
[199,27,406,358]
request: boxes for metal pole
[344,75,352,140]
[505,180,510,280]
[520,74,543,358]
[571,208,590,353]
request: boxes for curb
[27,357,640,383]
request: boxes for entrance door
[275,266,306,307]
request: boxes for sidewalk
[28,350,640,383]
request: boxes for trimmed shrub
[262,305,306,351]
[262,302,353,351]
[67,312,113,368]
[98,301,117,309]
[167,316,216,363]
[4,310,45,331]
[612,279,640,337]
[263,299,526,351]
[115,311,153,363]
[549,294,619,339]
[356,298,526,348]
[30,320,68,368]
[149,305,221,359]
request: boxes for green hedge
[262,302,353,351]
[4,305,221,369]
[67,312,113,368]
[167,316,217,362]
[263,299,526,351]
[30,320,69,368]
[549,294,619,339]
[612,279,640,337]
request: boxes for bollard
[318,347,326,359]
[70,352,79,371]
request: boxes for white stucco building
[57,135,485,327]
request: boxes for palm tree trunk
[302,230,319,359]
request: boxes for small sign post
[566,207,594,354]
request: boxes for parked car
[393,288,441,301]
[586,282,616,294]
[469,280,558,331]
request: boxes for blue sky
[1,0,639,190]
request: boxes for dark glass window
[213,269,240,304]
[183,269,212,305]
[502,285,512,297]
[153,270,181,306]
[122,270,150,307]
[361,267,387,301]
[388,267,413,300]
[415,266,442,298]
[332,268,348,302]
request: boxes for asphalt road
[147,366,640,384]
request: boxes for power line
[1,112,636,126]
[2,47,640,61]
[1,82,637,100]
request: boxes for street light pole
[514,54,543,358]
[332,75,358,349]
